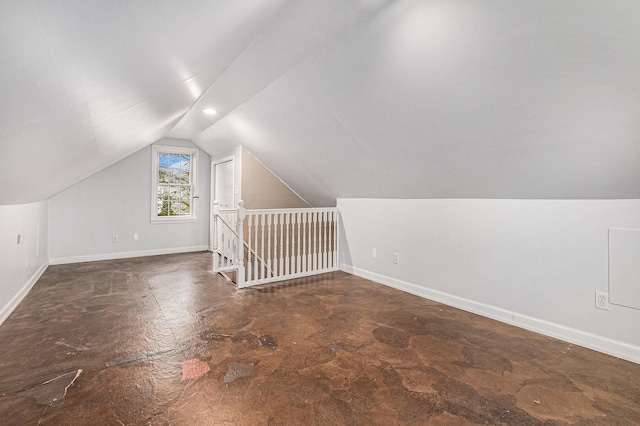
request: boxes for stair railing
[243,207,339,286]
[213,201,340,288]
[212,201,272,288]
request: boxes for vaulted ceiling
[1,0,639,206]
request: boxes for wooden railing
[212,201,339,288]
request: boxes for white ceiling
[1,0,639,206]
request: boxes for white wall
[0,201,48,324]
[338,198,640,363]
[242,147,311,209]
[49,138,211,263]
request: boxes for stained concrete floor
[0,252,639,425]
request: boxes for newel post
[212,201,220,273]
[236,200,246,288]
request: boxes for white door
[213,159,234,207]
[211,158,235,251]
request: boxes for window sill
[151,217,199,224]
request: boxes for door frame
[210,155,236,251]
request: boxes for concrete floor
[0,252,638,425]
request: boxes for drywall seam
[341,264,640,365]
[0,263,48,326]
[49,246,209,265]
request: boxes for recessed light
[203,108,217,115]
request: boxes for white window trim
[151,145,199,223]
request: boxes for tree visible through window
[151,145,198,221]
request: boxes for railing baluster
[318,211,322,270]
[253,213,259,281]
[285,213,290,276]
[317,211,322,270]
[319,212,323,270]
[272,214,279,277]
[296,213,302,272]
[260,214,265,280]
[279,213,284,277]
[309,212,313,271]
[309,212,313,272]
[247,214,253,282]
[224,217,228,268]
[328,211,334,269]
[301,213,307,273]
[320,212,324,270]
[291,213,296,274]
[308,212,312,271]
[307,212,312,272]
[212,202,219,272]
[313,212,318,271]
[326,211,330,269]
[333,211,337,268]
[236,201,245,288]
[266,213,272,279]
[312,212,316,271]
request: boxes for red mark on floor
[181,359,210,381]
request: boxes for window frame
[150,145,199,223]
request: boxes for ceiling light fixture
[203,108,217,115]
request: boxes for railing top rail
[246,207,338,215]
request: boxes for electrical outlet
[595,291,609,310]
[372,248,377,259]
[133,233,139,241]
[16,230,24,246]
[393,252,400,264]
[112,235,119,243]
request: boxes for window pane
[158,153,169,168]
[158,154,171,183]
[174,169,183,183]
[168,186,181,216]
[180,155,190,171]
[181,185,191,199]
[160,201,169,216]
[182,187,191,215]
[159,167,170,183]
[168,168,178,183]
[174,201,188,215]
[169,186,180,200]
[180,154,191,183]
[169,185,189,216]
[169,153,180,167]
[157,186,169,215]
[167,154,180,183]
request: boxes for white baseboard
[0,263,49,326]
[49,245,209,265]
[341,264,640,365]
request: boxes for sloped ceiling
[1,0,639,206]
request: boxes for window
[151,145,198,222]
